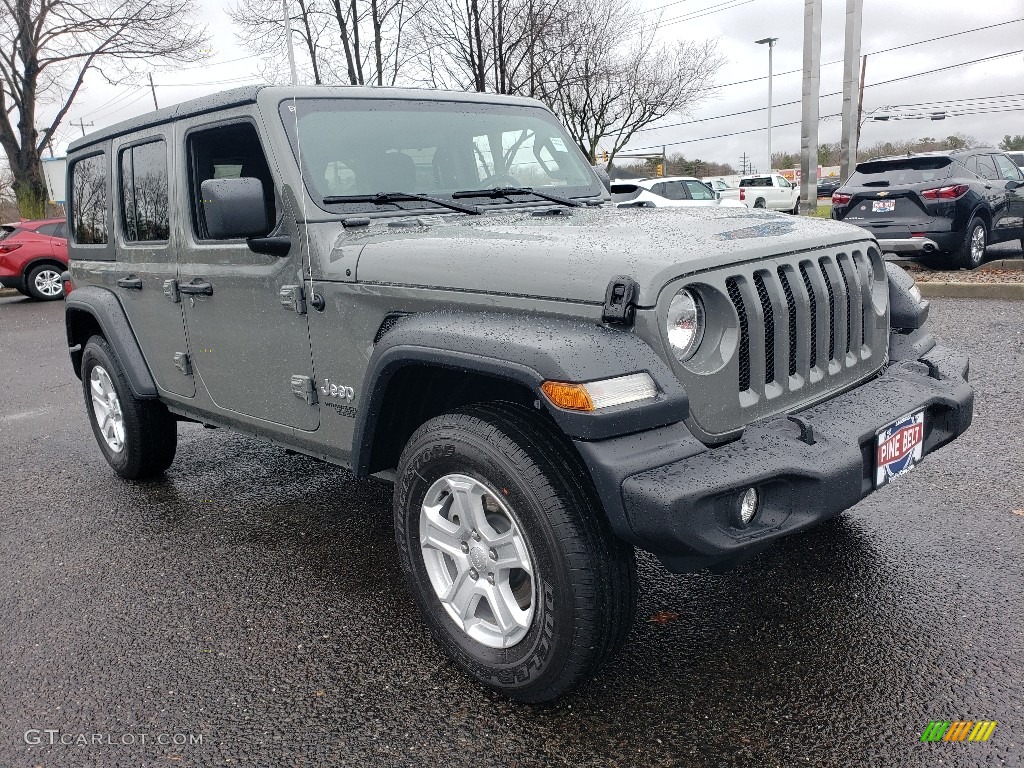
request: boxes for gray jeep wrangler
[63,86,973,702]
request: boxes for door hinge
[173,352,192,375]
[279,284,306,315]
[163,279,180,303]
[602,275,640,325]
[290,375,317,405]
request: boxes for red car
[0,218,69,300]
[0,218,69,303]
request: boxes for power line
[660,0,757,26]
[634,49,1024,135]
[705,18,1023,93]
[626,104,1024,154]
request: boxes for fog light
[739,487,759,525]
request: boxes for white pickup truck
[736,173,801,213]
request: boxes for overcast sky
[51,0,1024,169]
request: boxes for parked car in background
[610,176,746,208]
[702,177,743,204]
[0,218,69,300]
[817,177,842,198]
[737,173,801,213]
[830,150,1024,269]
[1007,151,1024,171]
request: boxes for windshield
[278,98,599,213]
[848,157,954,186]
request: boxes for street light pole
[756,37,778,172]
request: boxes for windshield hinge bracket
[279,284,306,315]
[602,275,640,326]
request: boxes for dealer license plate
[875,411,925,488]
[872,199,896,213]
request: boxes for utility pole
[855,55,868,149]
[839,0,863,181]
[755,37,778,172]
[662,145,667,177]
[798,0,822,214]
[282,0,298,86]
[148,73,160,110]
[73,119,94,137]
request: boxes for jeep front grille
[724,250,881,395]
[679,244,888,436]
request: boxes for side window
[54,222,66,239]
[120,140,170,242]
[36,223,58,236]
[71,153,108,244]
[993,154,1023,181]
[187,122,276,240]
[684,180,715,200]
[659,182,687,200]
[975,155,999,181]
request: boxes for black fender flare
[65,285,158,399]
[352,311,688,478]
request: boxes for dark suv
[831,150,1024,269]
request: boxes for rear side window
[0,225,18,241]
[848,158,953,186]
[37,223,59,236]
[71,154,108,244]
[974,155,999,181]
[120,140,170,242]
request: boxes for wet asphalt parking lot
[1,292,1022,768]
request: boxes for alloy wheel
[419,473,535,649]
[33,269,63,297]
[89,365,125,453]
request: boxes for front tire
[25,264,65,300]
[394,402,637,702]
[81,336,177,479]
[952,216,987,270]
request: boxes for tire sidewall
[394,422,574,695]
[968,219,986,267]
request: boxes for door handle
[179,279,213,296]
[117,276,143,290]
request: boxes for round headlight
[666,288,705,362]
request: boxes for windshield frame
[276,96,604,216]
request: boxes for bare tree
[551,34,724,165]
[0,0,207,218]
[229,0,420,87]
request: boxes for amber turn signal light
[540,381,595,411]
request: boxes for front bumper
[576,341,972,573]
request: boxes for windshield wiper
[452,186,582,208]
[861,180,890,187]
[321,191,481,216]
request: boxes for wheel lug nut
[487,573,495,584]
[471,530,481,541]
[488,549,497,560]
[469,568,479,580]
[460,541,469,553]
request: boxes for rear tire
[393,402,637,702]
[951,216,987,270]
[81,336,177,479]
[25,263,65,300]
[754,198,766,209]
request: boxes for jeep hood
[342,206,874,306]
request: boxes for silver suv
[63,86,973,702]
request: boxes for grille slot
[836,257,853,354]
[799,263,818,369]
[819,258,837,361]
[753,272,775,384]
[778,267,798,377]
[726,278,751,392]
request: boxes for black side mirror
[1007,179,1023,190]
[201,177,268,239]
